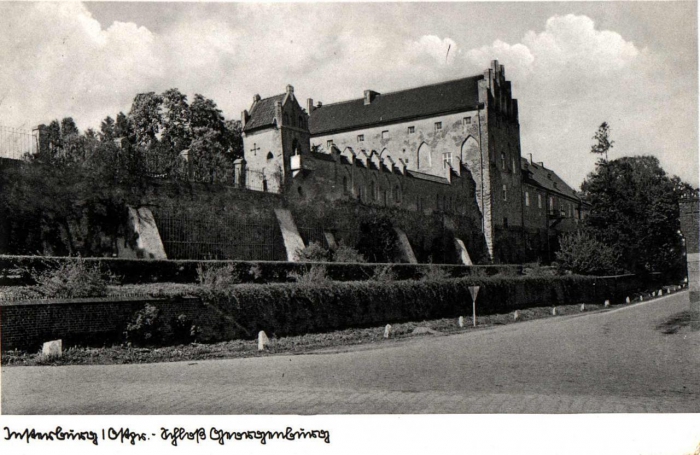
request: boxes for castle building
[240,60,586,263]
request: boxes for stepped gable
[521,157,580,200]
[243,94,286,132]
[309,75,483,136]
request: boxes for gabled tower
[240,85,310,193]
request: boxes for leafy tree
[188,128,233,183]
[190,94,225,134]
[671,175,700,200]
[556,231,621,275]
[161,88,192,153]
[114,112,133,141]
[100,116,116,142]
[129,92,163,146]
[581,155,685,274]
[224,119,244,159]
[591,121,614,161]
[60,117,80,139]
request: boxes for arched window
[343,176,349,194]
[370,181,376,200]
[298,116,304,128]
[266,152,274,161]
[283,113,289,125]
[393,185,401,204]
[297,186,303,197]
[417,143,431,170]
[460,136,479,170]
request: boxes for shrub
[420,264,452,281]
[197,263,241,289]
[495,266,520,277]
[371,264,397,282]
[288,264,329,285]
[296,241,331,262]
[356,216,399,263]
[333,242,366,263]
[124,304,162,346]
[556,232,622,275]
[25,259,116,298]
[523,261,554,277]
[124,304,197,346]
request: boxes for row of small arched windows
[342,176,402,205]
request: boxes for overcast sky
[1,2,697,187]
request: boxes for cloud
[0,3,162,129]
[408,35,458,66]
[459,14,696,187]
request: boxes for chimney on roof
[253,94,261,103]
[537,161,544,167]
[286,85,294,95]
[317,101,322,108]
[241,109,249,128]
[364,90,379,105]
[274,100,283,127]
[529,153,533,164]
[307,98,314,113]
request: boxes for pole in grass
[468,286,480,327]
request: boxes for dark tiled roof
[521,157,580,200]
[243,94,285,131]
[309,75,483,135]
[406,170,449,185]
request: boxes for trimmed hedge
[0,274,651,351]
[0,255,522,286]
[192,274,645,340]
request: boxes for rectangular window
[525,191,530,207]
[501,152,506,170]
[463,117,471,125]
[512,158,517,173]
[326,140,333,148]
[503,217,509,228]
[502,184,507,201]
[434,122,442,131]
[357,134,364,142]
[408,126,415,134]
[442,152,452,169]
[549,196,554,210]
[382,130,389,139]
[538,194,542,209]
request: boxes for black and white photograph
[0,1,699,453]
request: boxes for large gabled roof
[521,157,581,201]
[243,94,286,132]
[308,75,483,136]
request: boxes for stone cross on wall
[250,143,260,156]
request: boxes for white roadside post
[258,331,269,351]
[468,286,480,327]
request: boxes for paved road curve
[3,292,699,414]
